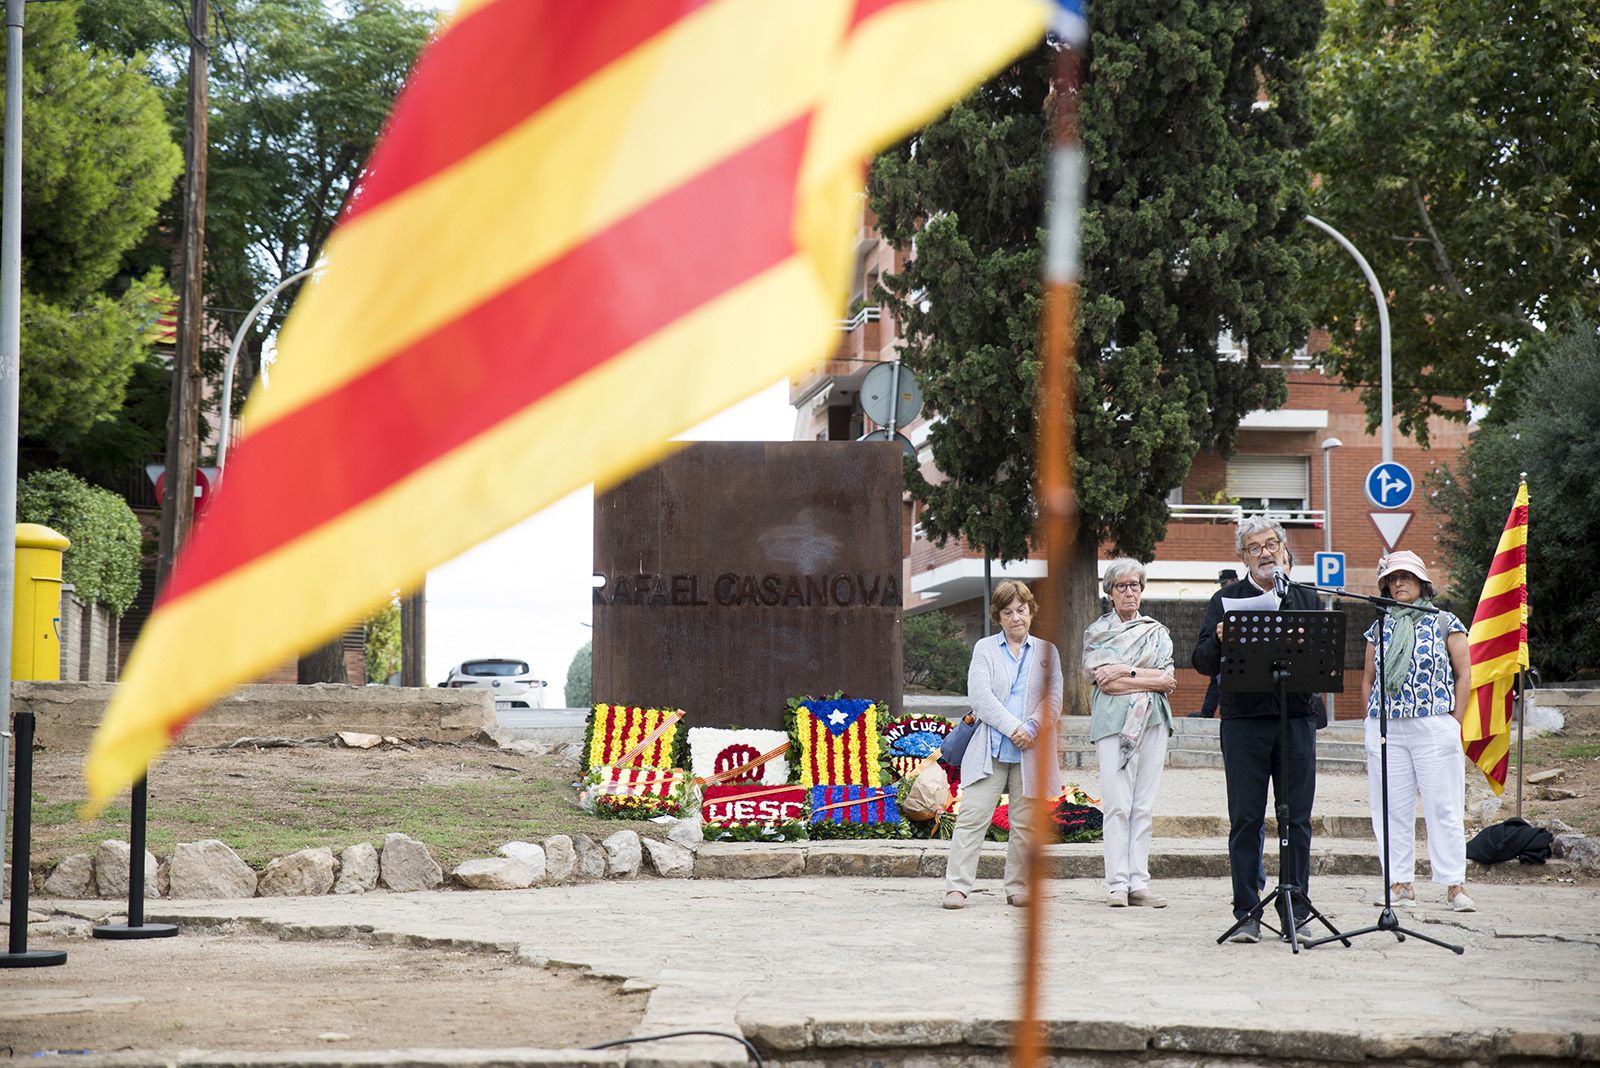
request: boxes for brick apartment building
[791,204,1472,718]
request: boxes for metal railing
[837,305,882,331]
[1168,504,1325,526]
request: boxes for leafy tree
[17,470,143,613]
[1434,319,1600,681]
[364,592,401,684]
[10,1,181,469]
[903,612,970,693]
[1304,0,1600,444]
[869,4,1322,703]
[565,641,593,709]
[79,0,436,433]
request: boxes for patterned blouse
[1363,610,1467,718]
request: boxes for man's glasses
[1243,539,1282,558]
[1110,581,1142,593]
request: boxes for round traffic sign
[860,361,923,428]
[1364,461,1414,509]
[154,466,214,518]
[859,428,917,461]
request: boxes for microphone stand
[1287,576,1464,955]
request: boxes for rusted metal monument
[593,441,903,730]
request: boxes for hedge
[17,469,142,614]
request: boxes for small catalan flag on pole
[1463,479,1530,795]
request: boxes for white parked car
[440,658,547,710]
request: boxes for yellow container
[14,523,71,681]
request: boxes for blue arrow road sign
[1315,551,1346,589]
[1365,461,1414,509]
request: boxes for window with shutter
[1225,455,1309,512]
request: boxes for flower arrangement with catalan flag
[786,694,902,839]
[689,726,806,841]
[578,704,690,819]
[883,713,961,838]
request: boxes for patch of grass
[1557,741,1600,760]
[26,762,667,873]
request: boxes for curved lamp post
[1304,215,1393,463]
[218,263,323,470]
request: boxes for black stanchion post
[1,710,67,967]
[94,776,178,940]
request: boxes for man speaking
[1192,516,1322,944]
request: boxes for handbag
[939,713,977,766]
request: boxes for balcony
[788,306,885,405]
[1169,504,1325,527]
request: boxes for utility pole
[400,583,426,686]
[157,0,208,590]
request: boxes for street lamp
[1320,435,1342,718]
[218,263,324,470]
[1320,436,1343,558]
[1305,215,1393,463]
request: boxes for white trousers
[1095,724,1169,894]
[944,760,1030,896]
[1364,714,1467,886]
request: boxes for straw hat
[1376,549,1431,588]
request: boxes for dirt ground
[22,736,669,873]
[1504,703,1600,838]
[0,923,645,1055]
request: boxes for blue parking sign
[1364,462,1414,509]
[1315,551,1346,589]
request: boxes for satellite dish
[859,428,916,461]
[860,361,923,428]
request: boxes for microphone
[1272,565,1289,598]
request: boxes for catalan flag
[1464,480,1530,794]
[82,1,1050,813]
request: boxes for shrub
[17,468,141,613]
[565,640,592,708]
[903,611,969,692]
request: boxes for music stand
[1213,610,1350,953]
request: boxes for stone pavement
[25,766,1600,1066]
[44,870,1600,1066]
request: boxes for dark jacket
[1191,578,1322,719]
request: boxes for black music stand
[1213,610,1350,953]
[1298,584,1463,954]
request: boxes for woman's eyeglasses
[1110,581,1142,593]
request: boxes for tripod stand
[1214,610,1349,954]
[1297,582,1464,954]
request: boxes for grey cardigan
[962,634,1065,798]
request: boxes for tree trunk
[1061,526,1099,717]
[298,637,347,684]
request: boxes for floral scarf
[1083,613,1173,768]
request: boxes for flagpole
[1514,472,1528,819]
[1514,668,1525,819]
[1020,24,1085,1068]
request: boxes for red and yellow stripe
[1463,481,1529,794]
[84,0,1047,812]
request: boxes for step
[692,836,1423,882]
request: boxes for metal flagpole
[0,0,30,912]
[1514,669,1526,819]
[1020,8,1087,1065]
[1514,472,1529,819]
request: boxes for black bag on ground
[1466,818,1553,865]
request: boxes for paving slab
[52,874,1600,1066]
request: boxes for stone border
[37,821,1600,901]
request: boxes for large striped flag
[83,0,1051,813]
[1463,480,1530,794]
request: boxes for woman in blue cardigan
[942,580,1063,910]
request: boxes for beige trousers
[943,760,1031,897]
